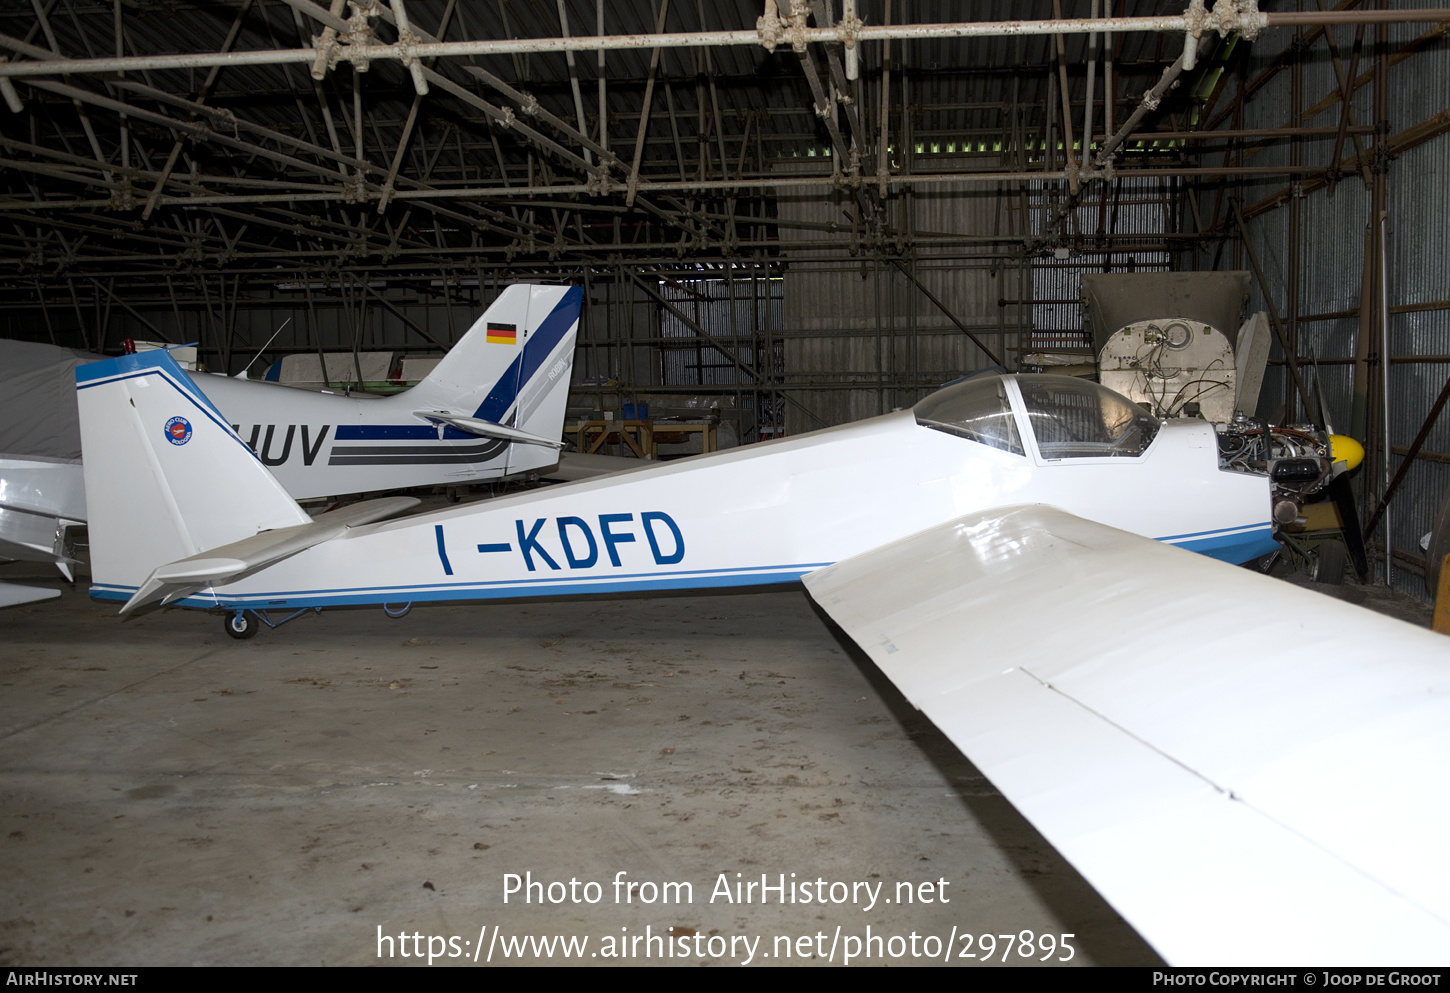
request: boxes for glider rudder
[76,350,310,600]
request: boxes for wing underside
[802,505,1450,965]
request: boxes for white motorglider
[76,355,1450,965]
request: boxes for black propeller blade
[1326,472,1369,580]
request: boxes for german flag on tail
[486,322,517,345]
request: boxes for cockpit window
[913,377,1025,456]
[1016,377,1160,459]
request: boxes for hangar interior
[2,0,1448,595]
[2,0,1449,967]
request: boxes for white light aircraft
[74,354,1450,965]
[0,338,93,605]
[0,455,84,605]
[190,282,582,500]
[0,284,579,604]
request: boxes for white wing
[0,582,61,607]
[802,505,1450,966]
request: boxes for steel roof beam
[7,9,1450,81]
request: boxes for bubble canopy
[912,375,1025,455]
[914,375,1161,460]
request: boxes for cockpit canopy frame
[914,374,1161,462]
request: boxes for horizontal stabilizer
[122,496,419,613]
[414,410,564,450]
[0,582,61,608]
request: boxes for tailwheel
[224,610,258,640]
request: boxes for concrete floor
[0,559,1163,967]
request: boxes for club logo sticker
[165,416,193,446]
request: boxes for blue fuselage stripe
[90,566,819,609]
[1157,524,1279,564]
[92,520,1279,612]
[337,424,462,441]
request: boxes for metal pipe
[1287,299,1450,322]
[1315,0,1372,188]
[277,0,349,34]
[1232,200,1316,420]
[0,233,1188,264]
[1380,208,1392,586]
[1299,16,1449,122]
[1365,372,1450,538]
[0,160,1356,216]
[0,57,23,112]
[4,11,1450,79]
[890,259,1004,366]
[555,0,591,167]
[704,3,732,186]
[142,0,255,219]
[1271,356,1450,364]
[1126,125,1375,140]
[1103,4,1114,141]
[877,0,891,197]
[1225,104,1450,227]
[1326,22,1366,190]
[1270,9,1450,25]
[597,0,608,154]
[377,93,422,212]
[779,0,852,173]
[1094,46,1191,166]
[1084,0,1098,163]
[809,0,868,175]
[1051,0,1079,194]
[626,0,670,206]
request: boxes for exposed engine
[1075,271,1366,578]
[1216,413,1337,527]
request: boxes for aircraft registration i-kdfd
[74,351,1450,967]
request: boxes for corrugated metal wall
[658,274,782,388]
[774,167,1178,430]
[775,157,1027,431]
[1025,177,1175,347]
[1235,6,1450,600]
[1386,129,1450,600]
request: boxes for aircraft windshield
[1016,377,1160,459]
[913,377,1025,456]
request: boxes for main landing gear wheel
[224,611,258,640]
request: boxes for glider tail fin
[406,284,582,472]
[503,285,581,475]
[77,350,310,599]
